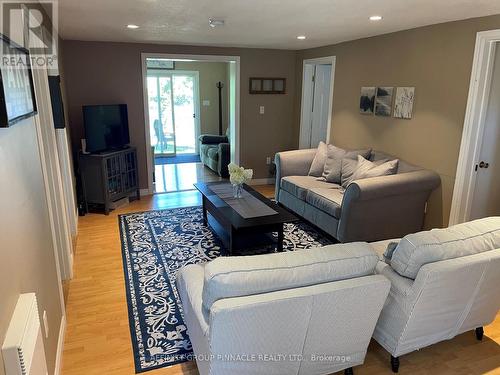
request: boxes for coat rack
[216,81,224,135]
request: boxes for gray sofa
[199,132,230,177]
[275,148,440,243]
[177,242,390,375]
[370,216,500,372]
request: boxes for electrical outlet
[43,310,49,338]
[266,156,271,165]
[202,100,210,106]
[259,106,265,115]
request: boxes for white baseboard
[54,314,66,375]
[248,178,275,186]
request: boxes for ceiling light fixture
[369,15,383,21]
[126,24,140,29]
[209,18,225,28]
[297,35,306,40]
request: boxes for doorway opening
[142,54,240,194]
[450,30,500,224]
[299,56,336,149]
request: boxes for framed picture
[249,78,286,94]
[393,87,415,119]
[360,87,376,114]
[375,87,394,116]
[0,34,37,127]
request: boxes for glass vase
[233,183,243,198]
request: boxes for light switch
[259,106,265,114]
[203,100,210,106]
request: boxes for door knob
[479,161,489,169]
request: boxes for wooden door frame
[141,53,240,195]
[299,55,336,149]
[450,30,500,225]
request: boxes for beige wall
[61,41,297,186]
[0,118,63,375]
[173,61,229,135]
[295,14,500,228]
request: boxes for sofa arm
[337,171,441,243]
[275,149,317,199]
[345,170,441,201]
[218,143,230,178]
[199,134,228,144]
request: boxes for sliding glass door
[147,71,199,156]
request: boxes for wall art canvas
[375,87,394,116]
[0,34,37,127]
[393,87,415,119]
[359,86,376,114]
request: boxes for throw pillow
[340,158,359,188]
[308,141,328,177]
[321,145,346,183]
[341,155,399,188]
[323,146,371,183]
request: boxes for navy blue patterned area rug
[119,206,333,373]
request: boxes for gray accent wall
[0,119,64,375]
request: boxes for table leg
[277,225,284,252]
[229,227,234,256]
[202,196,208,225]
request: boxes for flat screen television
[83,104,130,153]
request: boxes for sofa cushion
[306,188,343,218]
[308,141,328,177]
[391,216,500,279]
[281,175,339,200]
[322,146,372,184]
[370,150,421,174]
[202,242,379,310]
[207,147,219,161]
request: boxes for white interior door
[299,63,332,148]
[470,43,500,220]
[310,64,332,147]
[299,64,315,149]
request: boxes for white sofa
[370,216,500,372]
[177,243,390,375]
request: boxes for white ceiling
[58,0,500,50]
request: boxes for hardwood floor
[61,189,500,375]
[154,162,223,193]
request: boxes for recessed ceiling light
[297,35,306,40]
[127,24,140,29]
[209,18,225,28]
[369,15,383,21]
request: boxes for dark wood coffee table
[194,182,298,255]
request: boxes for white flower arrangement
[228,163,253,185]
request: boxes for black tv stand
[79,147,140,215]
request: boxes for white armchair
[370,217,500,372]
[177,242,390,375]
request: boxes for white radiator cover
[2,293,48,375]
